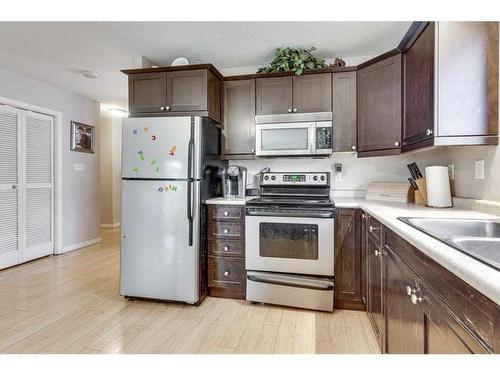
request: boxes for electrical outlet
[448,164,455,180]
[334,163,343,181]
[475,160,485,179]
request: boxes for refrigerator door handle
[187,119,195,246]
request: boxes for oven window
[261,128,309,151]
[259,223,318,260]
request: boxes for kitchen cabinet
[256,73,332,115]
[123,65,222,123]
[333,71,357,152]
[357,53,402,157]
[366,217,384,349]
[222,79,256,157]
[402,22,499,151]
[207,205,246,299]
[255,76,293,115]
[334,208,364,310]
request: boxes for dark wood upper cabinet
[292,73,332,113]
[403,22,435,147]
[128,72,167,114]
[334,209,364,310]
[124,65,222,123]
[357,53,402,157]
[333,71,357,152]
[255,76,293,115]
[222,79,256,156]
[401,22,498,151]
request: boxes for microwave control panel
[316,127,332,149]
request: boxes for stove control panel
[261,172,329,186]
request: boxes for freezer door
[120,179,200,303]
[122,117,193,179]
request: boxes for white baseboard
[100,223,121,228]
[61,237,102,254]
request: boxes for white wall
[99,110,122,227]
[0,66,101,250]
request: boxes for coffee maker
[222,166,247,198]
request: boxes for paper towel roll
[425,166,452,208]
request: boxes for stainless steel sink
[398,217,500,270]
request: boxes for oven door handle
[247,273,334,291]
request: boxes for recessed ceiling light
[83,71,99,79]
[109,108,129,118]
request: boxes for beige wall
[99,112,122,227]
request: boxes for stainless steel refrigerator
[120,116,225,304]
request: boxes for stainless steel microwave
[255,112,333,156]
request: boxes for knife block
[414,178,427,206]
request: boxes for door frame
[0,95,63,255]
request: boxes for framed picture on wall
[70,121,95,153]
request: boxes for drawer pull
[223,246,229,251]
[223,211,229,216]
[411,293,423,304]
[224,270,230,276]
[369,225,379,233]
[406,285,416,296]
[223,229,229,234]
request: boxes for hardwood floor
[0,229,380,354]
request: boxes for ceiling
[0,22,411,108]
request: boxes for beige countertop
[205,197,256,205]
[334,197,500,306]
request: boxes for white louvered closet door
[22,111,53,262]
[0,106,21,269]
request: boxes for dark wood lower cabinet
[207,205,246,299]
[361,211,500,354]
[334,209,364,310]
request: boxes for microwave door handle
[309,124,316,154]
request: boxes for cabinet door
[128,72,167,114]
[166,69,208,112]
[403,23,435,147]
[366,234,384,349]
[334,209,364,310]
[222,80,256,155]
[333,71,357,152]
[357,54,402,154]
[255,76,293,115]
[384,247,425,354]
[292,73,332,113]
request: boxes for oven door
[255,122,314,156]
[245,214,334,276]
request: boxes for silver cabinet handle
[351,145,357,151]
[287,108,292,113]
[374,249,380,257]
[411,293,423,304]
[406,286,416,296]
[251,149,255,153]
[369,225,379,233]
[223,229,229,234]
[426,129,433,136]
[394,141,400,147]
[160,106,166,111]
[223,211,229,216]
[165,106,171,111]
[361,213,366,219]
[293,108,298,113]
[223,246,229,251]
[224,270,230,276]
[12,184,18,189]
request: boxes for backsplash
[230,148,447,197]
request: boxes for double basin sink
[398,217,500,270]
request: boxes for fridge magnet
[168,145,176,156]
[132,129,138,135]
[70,121,95,153]
[154,165,160,172]
[138,150,145,160]
[158,187,164,192]
[132,166,139,173]
[143,127,149,133]
[150,159,156,166]
[151,135,157,141]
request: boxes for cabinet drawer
[367,215,383,245]
[209,205,244,221]
[208,239,245,257]
[208,257,246,289]
[209,222,244,239]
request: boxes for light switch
[475,160,485,180]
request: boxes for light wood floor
[0,229,380,354]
